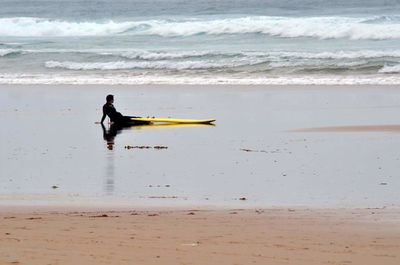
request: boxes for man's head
[106,94,114,103]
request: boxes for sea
[1,0,400,85]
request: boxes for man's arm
[100,105,106,124]
[100,114,106,124]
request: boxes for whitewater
[1,0,400,85]
[2,16,400,40]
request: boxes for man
[100,94,136,125]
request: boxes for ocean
[1,0,400,85]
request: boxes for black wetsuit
[102,103,133,124]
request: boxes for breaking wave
[114,50,228,60]
[44,59,259,70]
[2,15,400,40]
[0,49,21,57]
[379,64,400,73]
[113,50,400,61]
[43,60,391,75]
[3,48,400,60]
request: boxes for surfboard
[131,117,216,124]
[132,123,215,129]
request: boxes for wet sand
[1,206,399,265]
[1,84,400,207]
[293,124,400,133]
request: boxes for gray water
[1,0,400,84]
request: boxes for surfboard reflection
[101,122,215,150]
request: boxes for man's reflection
[101,123,125,150]
[105,149,115,194]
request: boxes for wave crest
[379,64,400,73]
[2,16,400,40]
[5,48,400,61]
[0,17,135,37]
[115,50,228,60]
[44,59,255,70]
[0,49,21,57]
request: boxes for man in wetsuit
[100,94,135,125]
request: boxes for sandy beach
[1,206,399,265]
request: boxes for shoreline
[2,75,400,86]
[0,192,399,210]
[1,200,399,212]
[2,83,400,87]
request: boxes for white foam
[117,50,400,61]
[2,16,400,40]
[361,15,400,24]
[269,58,374,68]
[0,49,19,56]
[116,50,224,60]
[43,50,394,71]
[5,48,400,62]
[268,50,400,60]
[143,16,400,40]
[379,64,400,73]
[44,59,260,70]
[1,73,400,85]
[0,17,136,37]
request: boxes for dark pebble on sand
[154,146,168,149]
[148,214,159,217]
[89,214,109,218]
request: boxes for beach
[1,207,399,265]
[2,0,400,263]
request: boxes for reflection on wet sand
[105,151,115,195]
[101,123,215,150]
[100,122,215,195]
[291,124,400,133]
[101,123,126,150]
[101,123,128,195]
[101,122,215,150]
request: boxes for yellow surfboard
[132,123,215,129]
[131,117,216,124]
